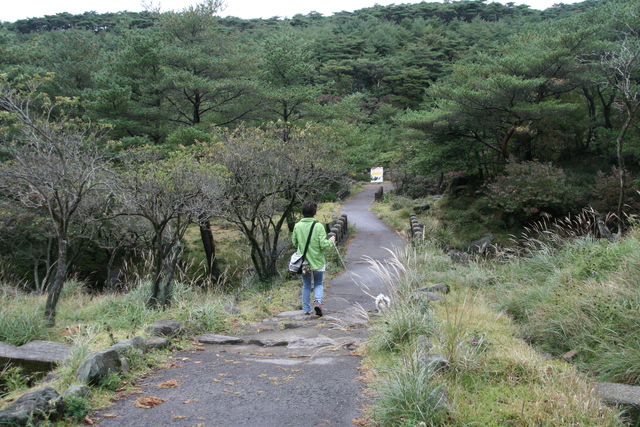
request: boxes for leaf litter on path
[156,379,181,388]
[134,396,167,409]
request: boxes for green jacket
[291,218,333,270]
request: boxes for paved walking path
[96,184,405,427]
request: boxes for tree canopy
[2,0,640,320]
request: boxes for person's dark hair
[301,201,317,218]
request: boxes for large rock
[422,283,450,294]
[468,234,493,254]
[418,291,445,302]
[248,338,288,347]
[0,340,70,374]
[287,337,338,349]
[448,249,471,265]
[145,319,182,337]
[76,336,148,384]
[145,337,170,350]
[0,386,63,426]
[595,382,640,425]
[76,347,121,385]
[110,336,147,354]
[62,385,90,399]
[421,353,450,372]
[413,203,430,213]
[195,334,244,345]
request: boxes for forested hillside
[1,0,639,324]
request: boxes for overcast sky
[2,0,576,23]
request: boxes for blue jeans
[301,270,324,313]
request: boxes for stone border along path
[96,184,405,427]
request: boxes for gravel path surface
[96,184,405,427]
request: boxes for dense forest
[1,0,639,324]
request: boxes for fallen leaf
[157,362,182,370]
[84,415,94,424]
[271,375,295,385]
[223,389,241,395]
[182,398,198,405]
[134,396,167,409]
[102,414,118,418]
[156,380,180,389]
[213,379,222,383]
[172,415,187,419]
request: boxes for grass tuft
[373,346,448,426]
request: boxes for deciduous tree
[0,75,111,325]
[112,146,224,307]
[597,1,640,228]
[210,123,344,280]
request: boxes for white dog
[374,293,391,313]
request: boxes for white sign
[370,167,384,183]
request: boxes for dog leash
[331,240,348,270]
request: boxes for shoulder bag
[288,221,317,274]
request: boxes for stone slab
[595,382,640,424]
[0,340,70,373]
[195,334,244,345]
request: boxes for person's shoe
[314,306,323,317]
[304,311,311,315]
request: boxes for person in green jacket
[292,201,336,316]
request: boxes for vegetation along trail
[96,184,406,427]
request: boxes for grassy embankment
[361,192,635,426]
[0,199,346,424]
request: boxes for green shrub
[492,232,640,384]
[0,366,29,398]
[367,302,435,353]
[183,303,227,333]
[484,160,569,219]
[388,195,415,211]
[99,371,122,391]
[64,394,91,422]
[373,347,447,426]
[590,166,640,215]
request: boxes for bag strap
[300,221,317,263]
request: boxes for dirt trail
[96,184,405,427]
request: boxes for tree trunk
[199,217,220,280]
[147,236,165,307]
[286,211,296,233]
[615,110,633,232]
[597,87,615,129]
[436,172,444,195]
[44,235,68,326]
[500,122,519,161]
[158,247,181,306]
